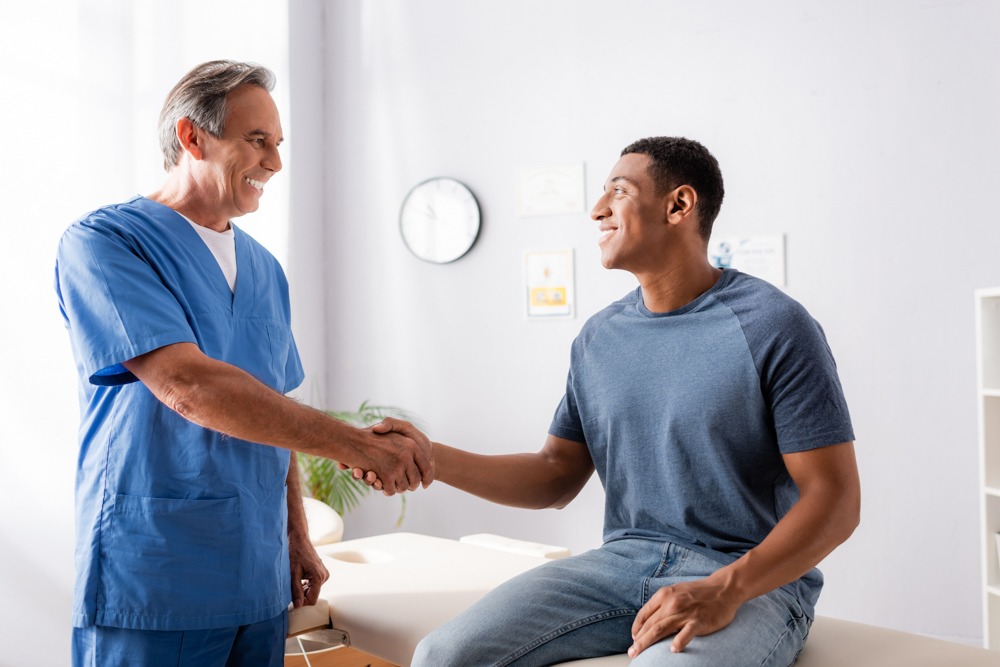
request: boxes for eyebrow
[604,175,638,190]
[247,129,284,145]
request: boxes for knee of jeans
[411,629,461,667]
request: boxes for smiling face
[193,85,283,227]
[592,152,674,273]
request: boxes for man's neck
[635,261,723,314]
[148,175,230,232]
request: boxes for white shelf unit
[977,286,1000,650]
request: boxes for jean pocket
[102,494,242,617]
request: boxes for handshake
[339,417,435,495]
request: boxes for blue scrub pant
[71,610,287,667]
[412,539,811,667]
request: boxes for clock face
[399,177,481,263]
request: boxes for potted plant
[298,401,418,527]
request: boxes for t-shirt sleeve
[549,343,587,443]
[55,216,197,386]
[748,301,855,453]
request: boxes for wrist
[287,524,312,551]
[708,560,752,607]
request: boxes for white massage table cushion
[302,496,344,546]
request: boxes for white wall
[5,1,998,662]
[1,2,289,665]
[294,0,1000,646]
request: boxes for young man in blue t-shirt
[396,136,860,666]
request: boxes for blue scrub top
[55,196,305,630]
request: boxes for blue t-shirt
[549,269,854,617]
[55,196,304,630]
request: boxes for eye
[613,185,626,195]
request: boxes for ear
[665,185,698,226]
[175,117,204,161]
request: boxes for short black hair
[620,137,724,241]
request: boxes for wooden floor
[285,644,398,667]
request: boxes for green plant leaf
[298,401,417,522]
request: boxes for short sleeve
[755,306,854,453]
[549,351,586,443]
[55,216,197,385]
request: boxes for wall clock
[399,177,481,264]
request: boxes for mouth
[598,226,617,243]
[244,176,266,192]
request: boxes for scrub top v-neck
[55,195,304,631]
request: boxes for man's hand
[288,530,329,608]
[629,576,741,657]
[340,418,435,495]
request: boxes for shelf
[978,295,1000,389]
[980,288,1000,649]
[983,397,1000,489]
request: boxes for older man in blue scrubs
[55,60,433,667]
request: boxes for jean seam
[495,608,636,667]
[652,542,692,579]
[758,612,805,667]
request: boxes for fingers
[631,596,655,638]
[291,550,329,608]
[377,418,436,487]
[303,578,321,606]
[290,571,305,609]
[356,468,384,492]
[629,618,693,657]
[628,579,739,656]
[629,601,675,657]
[671,622,697,653]
[370,420,392,434]
[351,467,378,486]
[340,418,435,493]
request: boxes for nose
[263,143,282,173]
[591,191,611,221]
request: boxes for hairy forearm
[124,342,432,493]
[433,440,593,509]
[286,453,310,542]
[155,353,364,459]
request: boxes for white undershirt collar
[178,213,238,292]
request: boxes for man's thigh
[413,540,810,667]
[412,540,665,667]
[628,588,811,667]
[71,612,287,667]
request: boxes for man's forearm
[123,342,432,491]
[628,442,861,656]
[433,437,594,510]
[137,347,366,459]
[709,442,861,605]
[286,453,310,543]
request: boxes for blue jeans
[412,539,810,667]
[71,610,287,667]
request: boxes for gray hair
[158,60,276,171]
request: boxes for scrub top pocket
[266,324,294,391]
[100,494,242,628]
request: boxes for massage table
[285,532,998,667]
